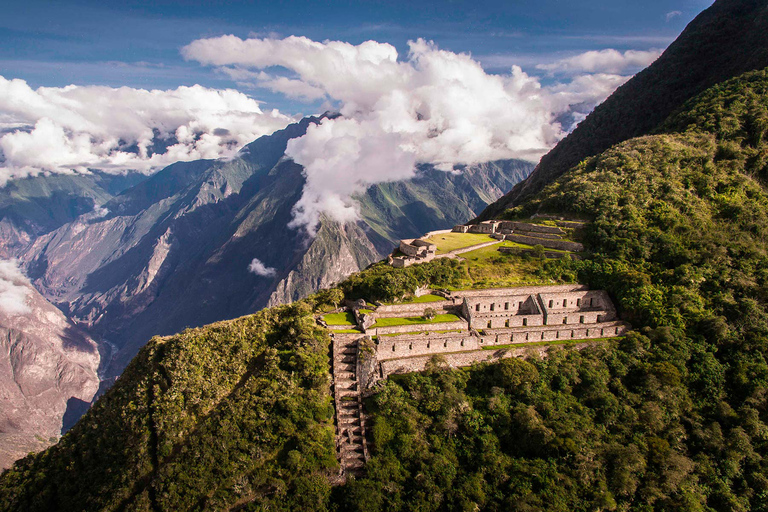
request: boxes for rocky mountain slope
[0,172,146,258]
[478,0,768,219]
[0,264,100,470]
[7,118,529,379]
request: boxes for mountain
[4,0,768,508]
[478,0,768,219]
[8,118,530,379]
[6,63,768,509]
[0,268,100,470]
[0,172,146,258]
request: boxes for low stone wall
[376,332,478,361]
[451,284,586,299]
[499,246,573,259]
[379,341,604,379]
[500,221,564,235]
[369,319,468,336]
[328,324,360,331]
[478,321,629,346]
[514,231,563,240]
[423,229,453,237]
[451,240,501,255]
[505,234,584,252]
[374,302,454,318]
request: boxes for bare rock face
[268,219,381,307]
[0,261,100,469]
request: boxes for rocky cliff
[0,264,100,469]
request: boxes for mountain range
[0,116,531,467]
[5,0,768,509]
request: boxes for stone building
[461,288,615,329]
[390,238,437,268]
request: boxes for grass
[387,294,447,305]
[482,336,623,350]
[371,314,462,328]
[332,329,363,334]
[359,308,374,314]
[424,232,496,254]
[323,312,356,326]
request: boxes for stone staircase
[331,334,368,477]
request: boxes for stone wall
[450,284,586,299]
[477,321,629,346]
[505,234,584,252]
[378,341,604,379]
[498,247,574,259]
[376,332,478,360]
[499,221,565,235]
[369,319,468,336]
[374,301,454,318]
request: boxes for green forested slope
[0,303,338,511]
[340,68,768,511]
[479,0,768,219]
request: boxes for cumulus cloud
[0,76,294,184]
[0,259,31,315]
[537,49,662,76]
[248,258,276,277]
[666,10,683,22]
[185,36,606,233]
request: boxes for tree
[423,307,437,320]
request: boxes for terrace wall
[369,319,468,336]
[376,332,478,361]
[373,302,455,318]
[505,234,584,252]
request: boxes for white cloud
[0,76,294,184]
[666,10,683,22]
[537,49,661,75]
[248,258,276,277]
[186,36,616,233]
[0,259,30,315]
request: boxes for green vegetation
[423,232,496,253]
[332,329,363,334]
[371,314,461,328]
[0,303,337,511]
[387,294,446,305]
[338,68,768,511]
[6,44,768,512]
[322,312,356,326]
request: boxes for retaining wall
[449,284,586,299]
[500,221,564,234]
[376,332,477,360]
[369,319,468,336]
[477,321,629,346]
[374,301,454,318]
[505,234,584,252]
[378,341,603,379]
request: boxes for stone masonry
[325,284,629,477]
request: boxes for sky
[0,0,714,232]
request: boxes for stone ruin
[453,219,584,252]
[388,238,437,268]
[328,284,629,391]
[326,283,629,477]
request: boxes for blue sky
[2,0,712,114]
